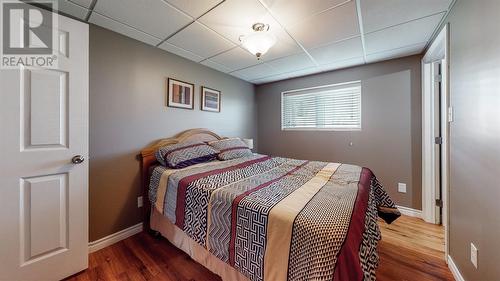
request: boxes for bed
[140,129,401,281]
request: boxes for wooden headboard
[139,128,225,231]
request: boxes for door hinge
[435,137,443,145]
[435,74,442,82]
[436,199,443,207]
[448,106,454,122]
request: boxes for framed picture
[201,86,221,112]
[167,78,194,109]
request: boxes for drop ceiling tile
[251,76,276,84]
[361,0,452,33]
[41,0,89,19]
[199,0,270,44]
[252,66,319,84]
[165,0,223,18]
[200,59,233,73]
[365,43,425,63]
[294,66,321,76]
[93,0,193,39]
[231,63,277,81]
[167,22,235,58]
[230,72,251,81]
[261,0,348,26]
[198,0,301,60]
[68,0,92,9]
[251,75,284,84]
[287,1,360,49]
[254,56,366,84]
[258,26,303,61]
[309,36,363,65]
[89,13,162,46]
[364,12,444,54]
[264,52,315,73]
[158,41,204,62]
[209,47,261,72]
[318,56,365,72]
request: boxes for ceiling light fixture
[239,23,276,60]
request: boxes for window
[281,81,361,131]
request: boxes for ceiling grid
[46,0,453,84]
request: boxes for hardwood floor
[67,216,453,281]
[377,215,454,281]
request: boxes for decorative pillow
[155,141,218,169]
[209,138,253,160]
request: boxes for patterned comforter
[149,154,400,281]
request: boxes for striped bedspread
[149,154,400,281]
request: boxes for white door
[432,61,443,225]
[0,10,89,281]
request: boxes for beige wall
[444,0,500,280]
[89,25,256,241]
[256,56,422,210]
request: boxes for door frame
[422,23,450,258]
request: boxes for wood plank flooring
[66,215,453,281]
[377,215,453,281]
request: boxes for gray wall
[445,0,500,280]
[89,25,256,241]
[256,56,422,210]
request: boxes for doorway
[422,24,450,258]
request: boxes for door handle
[72,155,85,164]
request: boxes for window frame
[280,81,362,131]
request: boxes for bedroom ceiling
[45,0,454,84]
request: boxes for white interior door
[0,10,89,281]
[432,62,442,225]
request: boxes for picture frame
[201,86,221,112]
[166,78,194,109]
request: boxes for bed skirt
[150,208,250,281]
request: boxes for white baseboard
[88,223,143,253]
[396,205,422,218]
[448,255,465,281]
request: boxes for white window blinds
[281,81,361,131]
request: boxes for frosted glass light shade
[240,31,276,59]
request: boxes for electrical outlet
[137,196,143,208]
[471,243,478,268]
[398,183,407,193]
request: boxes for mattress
[148,154,400,281]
